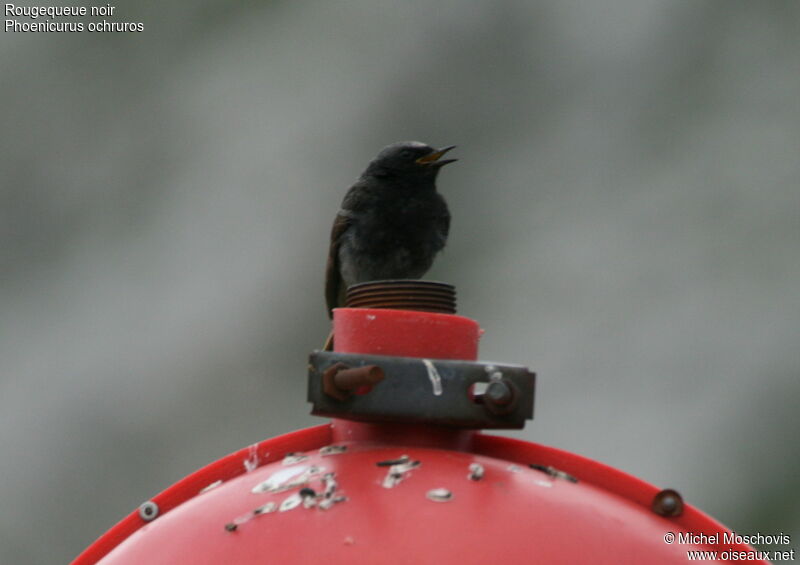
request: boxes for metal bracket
[308,351,535,429]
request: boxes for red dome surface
[75,424,763,565]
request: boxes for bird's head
[364,141,457,182]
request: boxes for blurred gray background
[2,1,798,563]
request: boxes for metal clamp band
[308,351,535,429]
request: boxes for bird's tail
[322,329,334,352]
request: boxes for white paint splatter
[200,479,223,493]
[468,463,484,481]
[422,359,443,396]
[237,514,253,525]
[251,465,324,494]
[485,365,503,382]
[322,473,338,499]
[254,502,277,515]
[319,445,347,456]
[319,495,347,510]
[282,452,309,465]
[426,488,453,502]
[279,493,302,512]
[382,460,421,488]
[243,444,259,473]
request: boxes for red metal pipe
[331,307,481,449]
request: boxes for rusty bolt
[322,363,385,401]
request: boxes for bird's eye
[400,149,413,157]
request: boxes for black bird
[325,141,457,317]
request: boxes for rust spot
[323,363,385,401]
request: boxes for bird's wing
[435,194,451,250]
[325,212,352,318]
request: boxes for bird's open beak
[416,145,458,166]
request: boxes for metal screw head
[138,500,159,522]
[482,380,518,415]
[652,488,684,517]
[485,381,513,405]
